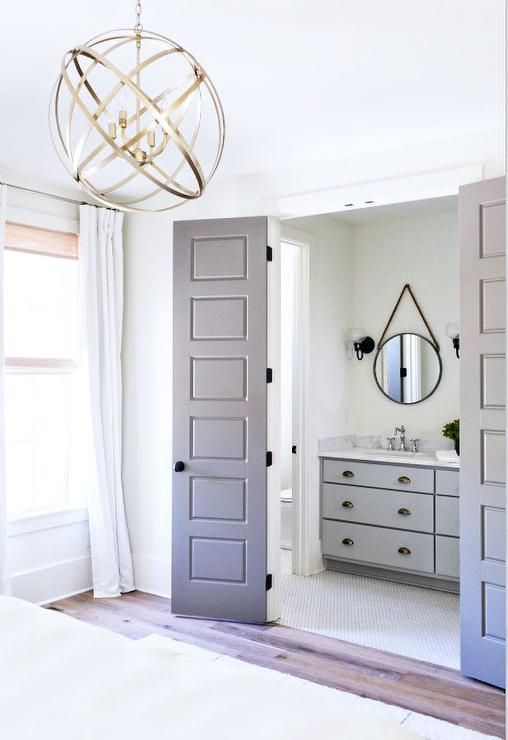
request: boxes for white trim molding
[8,507,88,537]
[0,166,85,205]
[10,555,92,605]
[280,224,322,577]
[266,216,282,622]
[277,165,483,219]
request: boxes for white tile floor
[280,549,460,668]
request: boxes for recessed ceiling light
[365,200,375,204]
[344,203,354,207]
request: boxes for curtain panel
[79,205,134,597]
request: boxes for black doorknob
[174,461,185,472]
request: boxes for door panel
[460,176,506,688]
[172,217,269,622]
[191,357,247,401]
[191,296,248,340]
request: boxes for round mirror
[373,333,442,404]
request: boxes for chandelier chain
[134,0,143,34]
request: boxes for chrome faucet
[409,438,420,453]
[394,425,407,452]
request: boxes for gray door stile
[172,216,269,622]
[459,176,506,688]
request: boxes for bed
[0,595,418,739]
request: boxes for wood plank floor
[49,590,505,738]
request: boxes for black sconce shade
[354,336,375,360]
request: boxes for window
[4,222,82,518]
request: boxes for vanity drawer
[322,484,434,533]
[436,496,459,537]
[322,459,434,494]
[435,469,459,497]
[436,536,460,578]
[322,520,435,573]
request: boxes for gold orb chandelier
[49,1,225,212]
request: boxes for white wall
[282,218,357,433]
[121,211,173,596]
[348,207,459,441]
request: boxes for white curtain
[79,205,134,597]
[0,185,7,594]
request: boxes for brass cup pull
[398,475,411,484]
[342,470,355,478]
[398,546,411,555]
[342,538,354,546]
[342,501,354,509]
[398,507,411,516]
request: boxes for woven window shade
[5,221,78,259]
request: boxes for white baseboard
[10,556,92,605]
[10,552,170,604]
[132,553,171,598]
[306,543,326,576]
[38,587,92,607]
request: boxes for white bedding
[0,595,418,739]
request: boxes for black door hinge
[266,245,273,262]
[266,574,273,591]
[266,451,273,467]
[292,445,297,454]
[266,368,273,383]
[400,367,407,378]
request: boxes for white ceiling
[0,0,504,185]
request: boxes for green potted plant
[443,419,460,456]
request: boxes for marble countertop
[318,447,460,470]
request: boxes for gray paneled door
[460,177,506,688]
[172,217,269,622]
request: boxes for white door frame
[280,224,313,577]
[266,217,282,621]
[266,220,313,621]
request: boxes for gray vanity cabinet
[320,457,459,591]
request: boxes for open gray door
[172,217,269,622]
[460,177,506,688]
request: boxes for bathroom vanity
[319,449,460,592]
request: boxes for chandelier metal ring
[49,22,225,213]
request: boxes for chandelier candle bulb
[49,0,225,212]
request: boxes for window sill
[7,506,89,537]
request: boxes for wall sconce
[344,328,375,360]
[446,323,460,358]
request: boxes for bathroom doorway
[277,198,464,672]
[278,233,311,578]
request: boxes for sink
[360,449,429,459]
